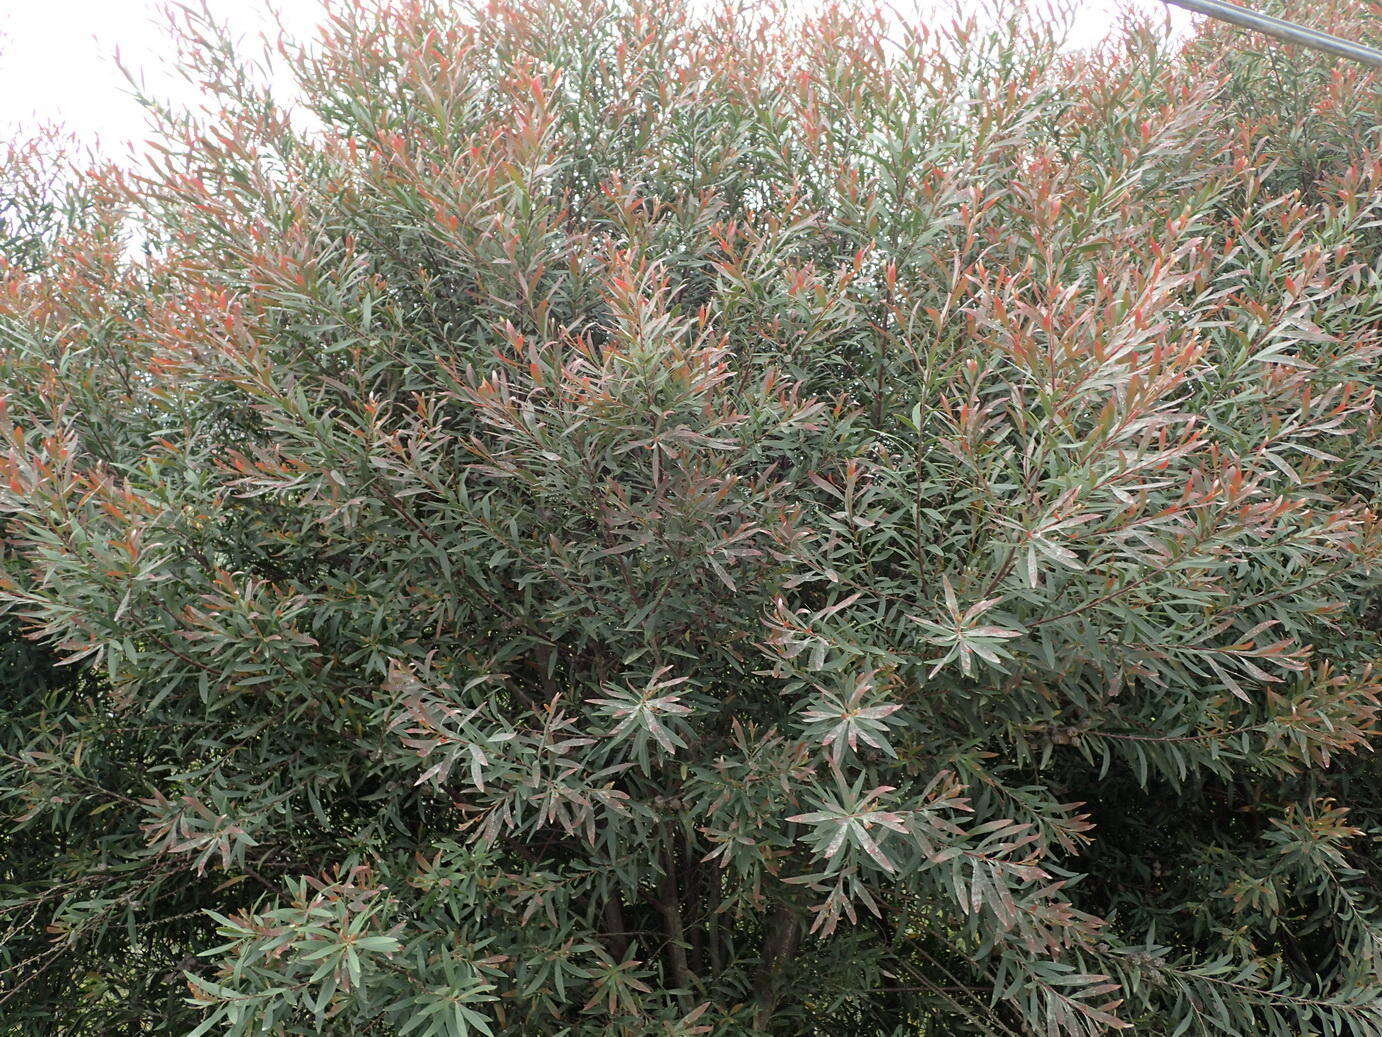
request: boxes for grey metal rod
[1163,0,1382,68]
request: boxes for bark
[657,845,697,1005]
[708,902,724,976]
[601,896,628,961]
[752,901,802,1033]
[685,851,706,976]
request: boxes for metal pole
[1163,0,1382,68]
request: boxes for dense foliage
[1,1,1380,1033]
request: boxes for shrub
[1,1,1380,1033]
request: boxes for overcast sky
[1,0,1196,159]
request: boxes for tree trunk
[752,901,801,1032]
[657,845,697,1006]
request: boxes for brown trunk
[657,846,697,1005]
[601,896,628,961]
[752,901,802,1032]
[708,902,723,976]
[685,851,706,977]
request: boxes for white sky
[0,0,1196,160]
